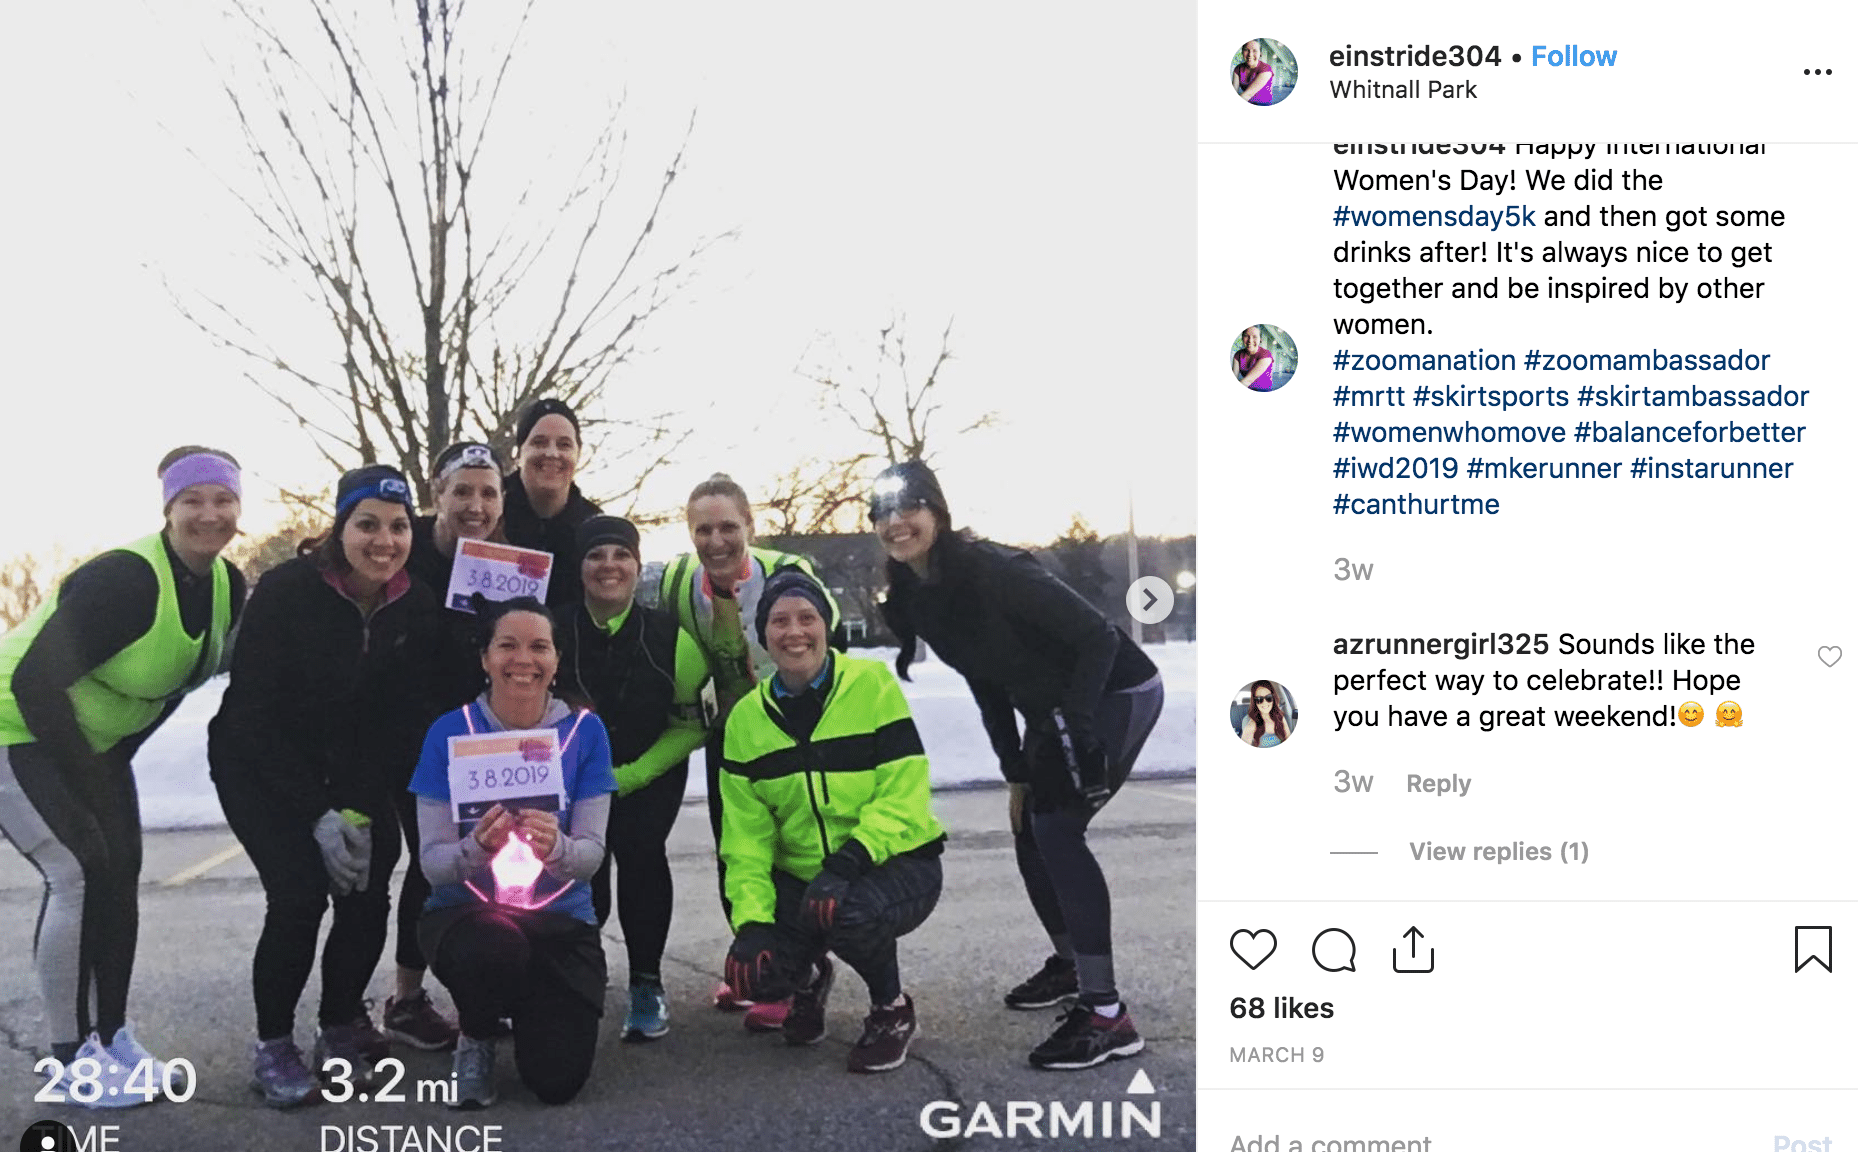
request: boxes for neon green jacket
[719,654,943,931]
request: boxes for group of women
[0,399,1164,1112]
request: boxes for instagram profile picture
[1232,39,1297,106]
[1232,680,1296,748]
[1232,325,1297,393]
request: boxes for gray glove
[349,819,374,893]
[312,810,368,895]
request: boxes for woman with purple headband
[0,446,246,1107]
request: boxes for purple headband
[161,454,242,507]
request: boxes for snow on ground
[135,643,1197,829]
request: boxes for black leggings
[1014,675,1164,1001]
[588,758,689,981]
[392,789,430,973]
[742,851,942,1006]
[703,732,731,921]
[422,905,603,1105]
[0,742,141,1046]
[215,772,402,1038]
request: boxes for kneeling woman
[410,599,616,1109]
[719,572,944,1074]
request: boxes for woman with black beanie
[500,400,601,611]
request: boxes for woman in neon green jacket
[717,571,943,1075]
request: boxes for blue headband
[336,475,414,515]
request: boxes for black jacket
[499,475,601,611]
[208,556,445,823]
[557,601,683,766]
[881,536,1157,780]
[406,515,488,710]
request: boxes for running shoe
[314,1013,391,1079]
[782,958,835,1046]
[55,1034,156,1109]
[1004,954,1078,1010]
[1027,1003,1144,1070]
[250,1037,318,1109]
[449,1035,498,1110]
[624,982,670,1042]
[714,980,753,1011]
[103,1022,183,1095]
[846,995,917,1074]
[383,989,459,1051]
[743,997,791,1033]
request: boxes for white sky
[0,3,1194,564]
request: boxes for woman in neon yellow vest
[656,472,842,1021]
[0,446,244,1107]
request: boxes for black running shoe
[783,957,834,1046]
[1004,955,1078,1010]
[1028,1003,1144,1070]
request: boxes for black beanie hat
[755,570,832,649]
[575,515,641,560]
[514,398,581,447]
[868,458,949,525]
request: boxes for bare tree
[224,489,331,583]
[800,316,995,467]
[757,456,878,536]
[178,0,720,504]
[0,552,77,632]
[0,556,48,632]
[781,316,996,531]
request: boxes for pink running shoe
[714,981,752,1012]
[743,997,792,1033]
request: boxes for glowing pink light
[491,835,546,908]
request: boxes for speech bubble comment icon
[1312,928,1358,972]
[1230,929,1278,970]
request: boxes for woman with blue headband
[209,465,446,1108]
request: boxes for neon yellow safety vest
[658,545,841,709]
[0,534,233,751]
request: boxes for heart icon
[1229,929,1278,970]
[1819,646,1842,668]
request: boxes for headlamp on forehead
[436,443,499,483]
[868,474,921,520]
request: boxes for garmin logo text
[918,1070,1162,1140]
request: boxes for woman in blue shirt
[410,598,615,1109]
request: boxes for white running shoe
[104,1022,183,1095]
[58,1034,158,1109]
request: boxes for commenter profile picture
[1232,39,1297,105]
[1232,680,1297,748]
[1231,325,1297,393]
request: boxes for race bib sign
[445,729,565,824]
[445,539,553,611]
